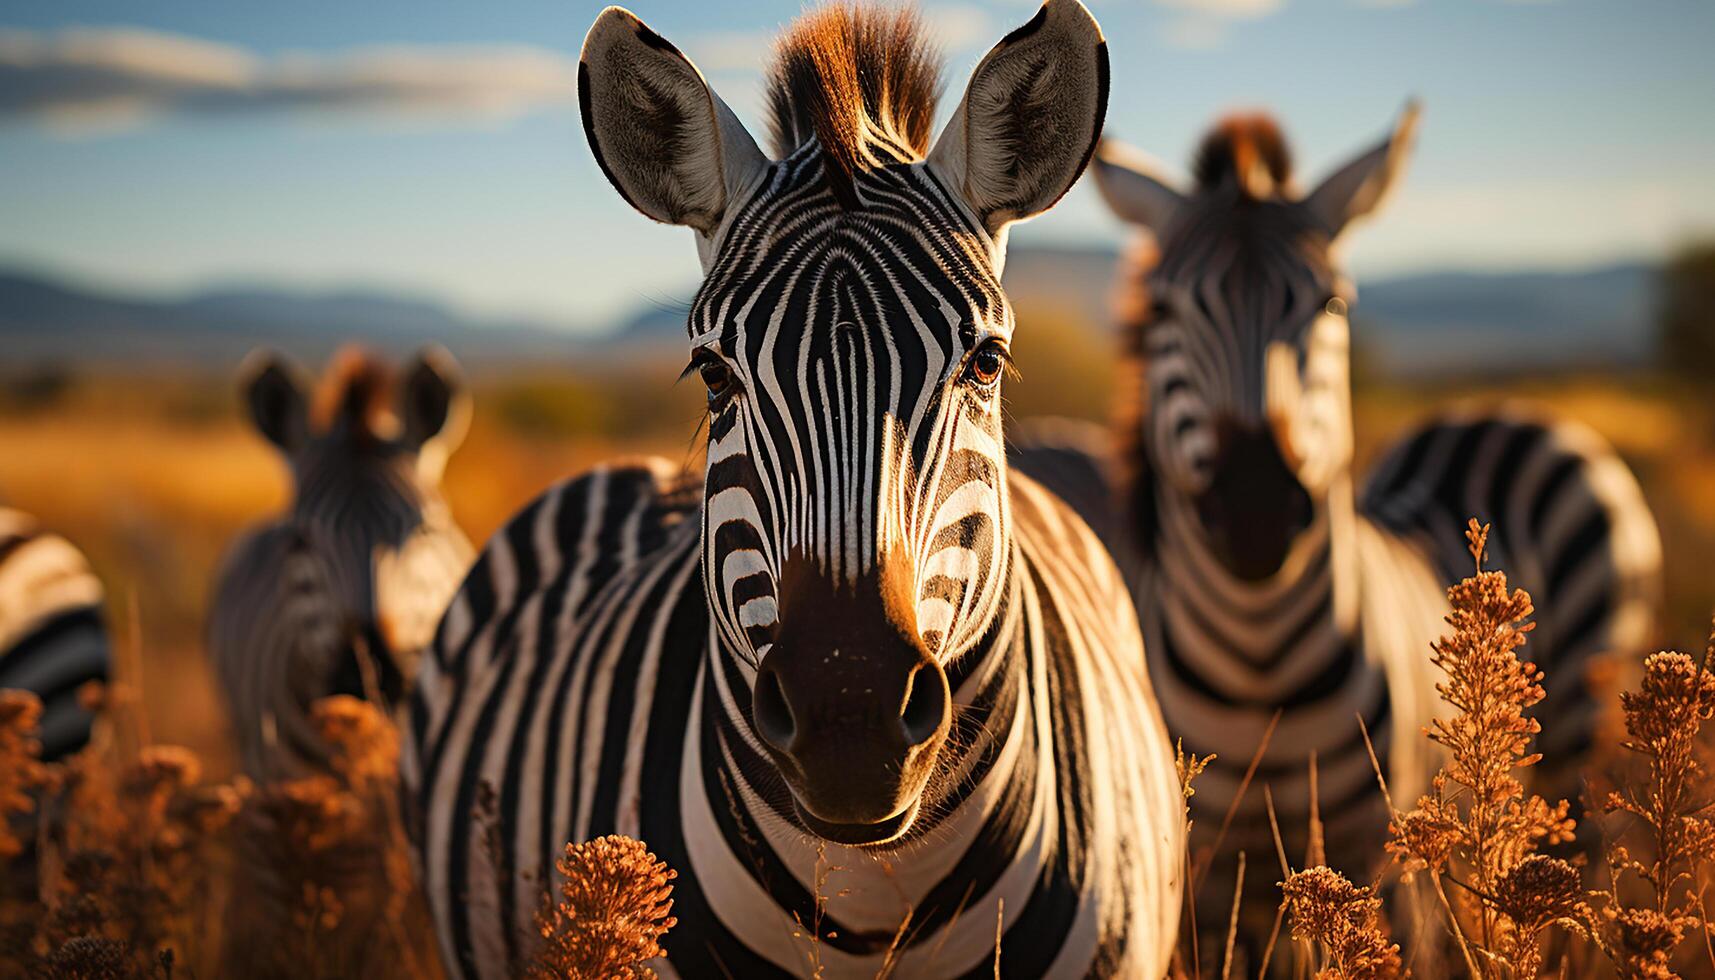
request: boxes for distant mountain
[0,254,1663,376]
[995,247,1661,375]
[1355,263,1657,373]
[0,269,577,368]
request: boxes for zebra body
[0,508,108,760]
[1011,110,1661,925]
[410,461,1180,978]
[410,3,1182,976]
[210,346,473,779]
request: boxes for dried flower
[528,835,677,979]
[1584,629,1715,977]
[311,696,398,791]
[1383,521,1581,977]
[1174,739,1214,817]
[40,935,136,979]
[0,690,49,860]
[1279,866,1402,980]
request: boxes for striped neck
[1150,475,1361,662]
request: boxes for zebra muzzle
[750,649,951,844]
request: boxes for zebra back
[0,507,109,760]
[1362,408,1663,774]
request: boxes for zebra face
[1093,108,1418,579]
[242,345,469,686]
[580,0,1108,843]
[1137,220,1352,579]
[689,158,1018,839]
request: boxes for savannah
[3,0,1715,978]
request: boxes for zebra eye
[966,342,1007,388]
[698,360,735,406]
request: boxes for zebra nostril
[899,664,949,748]
[752,667,797,752]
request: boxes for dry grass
[1273,520,1715,980]
[2,675,688,979]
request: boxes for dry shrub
[526,834,677,979]
[2,681,446,979]
[1380,520,1582,978]
[0,690,51,860]
[1284,517,1715,979]
[1582,638,1715,977]
[1280,865,1403,980]
[1,681,245,978]
[224,694,440,980]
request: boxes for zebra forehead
[1149,197,1340,315]
[690,185,1006,349]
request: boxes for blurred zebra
[1012,108,1661,925]
[210,345,473,779]
[406,4,1184,977]
[0,508,108,760]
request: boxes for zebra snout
[750,646,951,833]
[1198,421,1314,581]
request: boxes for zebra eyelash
[682,348,741,411]
[958,338,1016,392]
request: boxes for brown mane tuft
[764,4,943,190]
[1192,112,1293,199]
[311,345,397,437]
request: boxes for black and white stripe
[0,507,108,760]
[209,347,473,779]
[1013,110,1661,926]
[408,4,1183,977]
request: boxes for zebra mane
[311,344,397,436]
[764,4,943,198]
[1192,112,1293,200]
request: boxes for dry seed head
[529,835,678,979]
[0,689,48,858]
[1279,866,1403,980]
[310,694,399,789]
[1493,854,1584,932]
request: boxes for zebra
[210,345,474,780]
[0,507,108,760]
[1011,108,1662,927]
[405,3,1184,977]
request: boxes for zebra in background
[1012,107,1662,926]
[407,3,1184,976]
[210,345,473,779]
[0,508,108,760]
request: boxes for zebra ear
[240,350,308,452]
[1091,138,1187,238]
[1305,101,1420,238]
[928,0,1109,241]
[579,6,770,240]
[400,345,469,481]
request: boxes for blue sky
[2,0,1712,330]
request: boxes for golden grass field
[3,322,1714,978]
[1,329,1711,772]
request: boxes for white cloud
[1154,0,1285,50]
[1156,0,1284,16]
[922,5,999,53]
[0,26,578,133]
[683,30,772,74]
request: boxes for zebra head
[1093,107,1418,580]
[241,345,470,681]
[580,1,1107,845]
